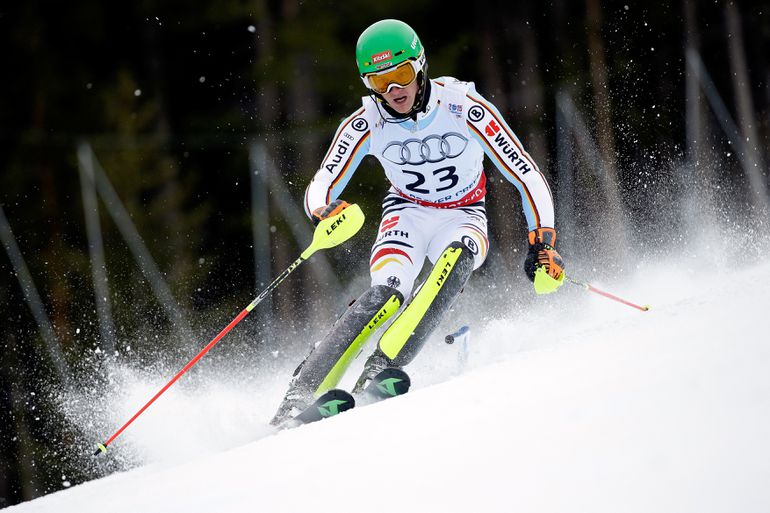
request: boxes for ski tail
[290,368,410,427]
[294,389,355,425]
[360,367,411,404]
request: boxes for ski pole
[445,326,471,375]
[565,275,650,312]
[93,204,366,456]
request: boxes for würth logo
[485,120,500,137]
[371,50,392,63]
[380,216,400,232]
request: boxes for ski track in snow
[9,257,770,513]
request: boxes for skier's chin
[387,96,414,114]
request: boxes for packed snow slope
[10,259,770,513]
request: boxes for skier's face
[382,80,418,114]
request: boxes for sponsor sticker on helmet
[371,50,393,64]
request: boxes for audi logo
[382,132,469,165]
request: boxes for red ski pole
[565,275,650,312]
[93,204,366,456]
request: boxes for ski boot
[352,348,398,394]
[269,368,313,427]
[271,285,403,425]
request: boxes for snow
[9,258,770,513]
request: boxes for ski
[294,389,355,425]
[291,368,410,427]
[359,367,411,404]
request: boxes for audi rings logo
[468,105,485,122]
[382,132,469,165]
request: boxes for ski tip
[93,443,107,456]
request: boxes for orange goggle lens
[364,61,417,94]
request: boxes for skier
[271,18,564,425]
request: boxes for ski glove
[524,228,565,294]
[311,199,350,226]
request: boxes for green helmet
[355,19,424,76]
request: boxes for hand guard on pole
[524,227,565,294]
[312,199,350,226]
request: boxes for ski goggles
[361,57,422,94]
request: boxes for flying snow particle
[248,25,256,33]
[199,76,206,83]
[134,89,142,97]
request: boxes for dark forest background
[1,0,769,507]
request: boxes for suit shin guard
[297,285,403,397]
[378,241,474,366]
